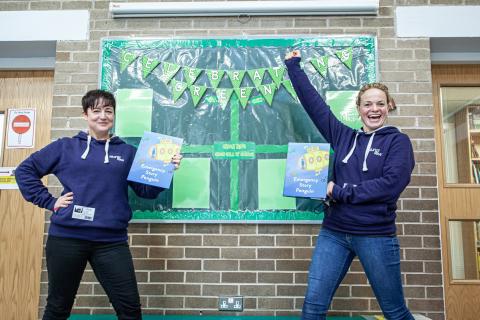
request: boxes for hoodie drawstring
[341,131,376,172]
[81,134,92,159]
[342,132,359,164]
[104,139,110,163]
[362,132,375,172]
[80,134,111,164]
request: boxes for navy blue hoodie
[285,57,415,235]
[15,131,163,242]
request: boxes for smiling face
[83,97,115,140]
[357,86,393,133]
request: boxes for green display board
[99,36,377,223]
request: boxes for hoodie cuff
[331,184,344,202]
[46,197,57,212]
[284,56,301,68]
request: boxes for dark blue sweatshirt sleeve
[332,134,415,205]
[15,140,63,211]
[284,57,354,149]
[128,181,164,199]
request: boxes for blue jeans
[302,227,414,320]
[43,236,141,320]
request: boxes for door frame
[432,64,480,320]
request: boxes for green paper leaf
[188,84,207,107]
[310,56,329,78]
[171,79,188,102]
[258,83,277,106]
[267,67,285,86]
[282,80,297,100]
[160,62,181,84]
[227,70,246,88]
[120,50,138,73]
[206,69,225,89]
[247,68,266,88]
[215,88,234,110]
[141,56,160,78]
[336,47,353,70]
[233,87,253,109]
[183,66,202,85]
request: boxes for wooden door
[432,65,480,320]
[0,71,54,320]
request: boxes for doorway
[432,64,480,320]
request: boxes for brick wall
[0,0,445,319]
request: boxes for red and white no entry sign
[7,109,36,149]
[11,114,31,134]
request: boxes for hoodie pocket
[338,202,391,227]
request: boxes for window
[440,87,480,184]
[449,220,480,280]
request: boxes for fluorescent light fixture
[110,1,379,18]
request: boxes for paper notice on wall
[6,109,36,148]
[0,167,17,190]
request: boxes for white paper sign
[0,167,18,190]
[6,109,36,148]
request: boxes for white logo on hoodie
[370,148,383,156]
[109,155,125,162]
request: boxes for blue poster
[127,131,183,189]
[283,143,330,199]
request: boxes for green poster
[141,56,160,78]
[258,83,277,106]
[114,89,153,137]
[326,91,362,129]
[171,80,188,102]
[247,68,266,88]
[206,70,225,89]
[183,66,202,85]
[310,56,329,78]
[336,47,353,70]
[258,159,296,210]
[233,87,253,109]
[267,67,285,86]
[172,158,210,209]
[227,70,246,88]
[120,50,137,73]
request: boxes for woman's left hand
[326,181,335,198]
[171,154,183,170]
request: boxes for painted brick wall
[0,0,446,319]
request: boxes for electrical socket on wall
[218,296,243,311]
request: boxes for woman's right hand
[53,192,74,212]
[285,50,301,60]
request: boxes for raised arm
[284,52,354,148]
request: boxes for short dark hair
[81,89,116,114]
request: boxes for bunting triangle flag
[215,88,234,110]
[336,47,353,70]
[120,50,138,73]
[233,87,253,109]
[183,66,202,86]
[206,70,225,89]
[227,70,246,88]
[258,83,277,106]
[171,79,188,102]
[267,67,285,86]
[282,80,298,100]
[247,68,266,88]
[141,56,160,78]
[310,56,329,78]
[188,84,207,107]
[160,62,181,84]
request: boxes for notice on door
[6,109,36,149]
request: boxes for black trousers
[43,236,141,320]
